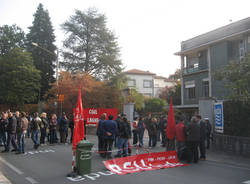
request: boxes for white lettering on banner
[109,165,123,174]
[89,109,97,114]
[87,118,99,123]
[66,171,115,182]
[140,160,152,170]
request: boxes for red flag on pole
[72,88,85,150]
[166,98,176,140]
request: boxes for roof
[154,75,175,82]
[175,17,250,55]
[124,69,156,75]
[154,75,168,80]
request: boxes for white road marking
[25,177,38,184]
[242,180,250,184]
[0,156,24,175]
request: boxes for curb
[0,172,12,184]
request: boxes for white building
[124,69,155,97]
[154,76,176,97]
[124,69,176,97]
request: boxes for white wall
[126,74,154,96]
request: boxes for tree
[61,8,122,80]
[168,69,181,81]
[0,48,41,105]
[215,53,250,102]
[44,71,123,114]
[125,88,145,111]
[0,24,26,56]
[159,82,181,105]
[144,98,167,113]
[26,3,57,99]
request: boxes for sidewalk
[86,134,250,168]
[0,172,11,184]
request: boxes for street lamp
[32,42,59,114]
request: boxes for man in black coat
[4,111,18,152]
[197,115,206,160]
[185,116,200,163]
[0,112,8,151]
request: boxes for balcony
[183,63,208,75]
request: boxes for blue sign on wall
[214,102,224,133]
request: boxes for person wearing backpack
[31,112,41,149]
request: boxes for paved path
[0,134,249,184]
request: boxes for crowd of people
[1,109,211,164]
[96,113,212,164]
[0,110,74,154]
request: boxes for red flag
[166,98,176,140]
[72,88,85,150]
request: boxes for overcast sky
[1,0,250,77]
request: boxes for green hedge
[223,100,250,137]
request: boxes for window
[143,80,152,88]
[185,81,195,99]
[239,40,245,60]
[202,81,209,97]
[187,87,196,99]
[128,79,136,87]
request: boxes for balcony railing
[183,63,208,75]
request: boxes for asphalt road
[0,135,250,184]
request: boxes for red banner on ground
[83,108,118,126]
[103,151,187,175]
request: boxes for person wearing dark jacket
[101,115,118,159]
[185,116,201,163]
[0,112,8,151]
[204,118,212,149]
[59,113,68,143]
[49,114,57,144]
[4,111,18,152]
[148,118,158,148]
[40,112,48,145]
[115,117,131,157]
[31,112,41,149]
[137,117,145,147]
[96,113,106,157]
[197,115,206,160]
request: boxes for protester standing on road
[115,117,131,157]
[0,112,8,151]
[40,112,48,145]
[59,113,69,144]
[102,115,118,159]
[16,112,28,154]
[175,117,186,160]
[132,117,138,146]
[4,111,18,152]
[49,114,57,144]
[185,116,200,163]
[31,112,41,149]
[160,116,167,147]
[196,115,206,160]
[204,118,212,149]
[137,117,145,147]
[96,113,106,157]
[148,118,158,148]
